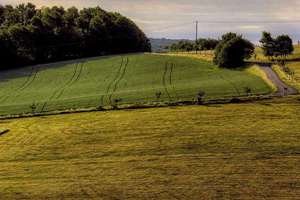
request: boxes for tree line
[168,38,219,52]
[165,31,295,69]
[0,3,151,70]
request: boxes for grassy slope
[0,97,299,199]
[0,54,271,116]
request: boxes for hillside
[0,54,272,116]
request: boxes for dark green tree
[260,32,294,61]
[275,35,294,58]
[214,33,254,68]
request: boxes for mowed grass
[0,54,271,116]
[0,97,299,199]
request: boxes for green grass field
[0,54,272,116]
[0,97,299,199]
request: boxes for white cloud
[238,25,263,30]
[1,0,300,41]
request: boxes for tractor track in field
[162,61,172,101]
[56,62,85,99]
[108,57,129,105]
[169,62,179,99]
[0,66,39,103]
[14,66,40,98]
[41,62,84,112]
[100,57,124,106]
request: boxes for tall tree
[214,33,254,68]
[275,35,294,58]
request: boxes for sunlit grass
[0,97,299,199]
[0,53,271,116]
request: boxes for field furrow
[102,57,124,106]
[40,63,80,112]
[109,57,129,105]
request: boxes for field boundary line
[100,57,124,106]
[109,57,129,104]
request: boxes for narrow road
[258,64,298,96]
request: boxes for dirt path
[258,64,298,96]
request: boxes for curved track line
[109,57,129,105]
[14,67,40,99]
[162,61,171,101]
[54,63,80,99]
[19,67,39,92]
[56,62,85,99]
[0,66,35,103]
[170,63,179,99]
[41,63,79,112]
[100,57,124,106]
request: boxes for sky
[1,0,300,43]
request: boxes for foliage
[169,40,194,52]
[168,38,219,52]
[0,3,151,70]
[195,38,219,50]
[260,32,294,60]
[214,33,254,68]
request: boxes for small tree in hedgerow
[276,35,294,60]
[260,32,294,62]
[214,33,254,68]
[260,32,277,60]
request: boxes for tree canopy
[214,33,254,68]
[168,38,219,52]
[0,3,151,70]
[260,32,294,60]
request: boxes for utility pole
[195,20,198,54]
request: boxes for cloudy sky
[1,0,300,42]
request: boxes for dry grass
[159,50,214,62]
[273,65,300,91]
[0,97,299,199]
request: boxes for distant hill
[150,38,191,52]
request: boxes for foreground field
[0,97,299,199]
[0,54,271,116]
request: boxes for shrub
[214,33,254,68]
